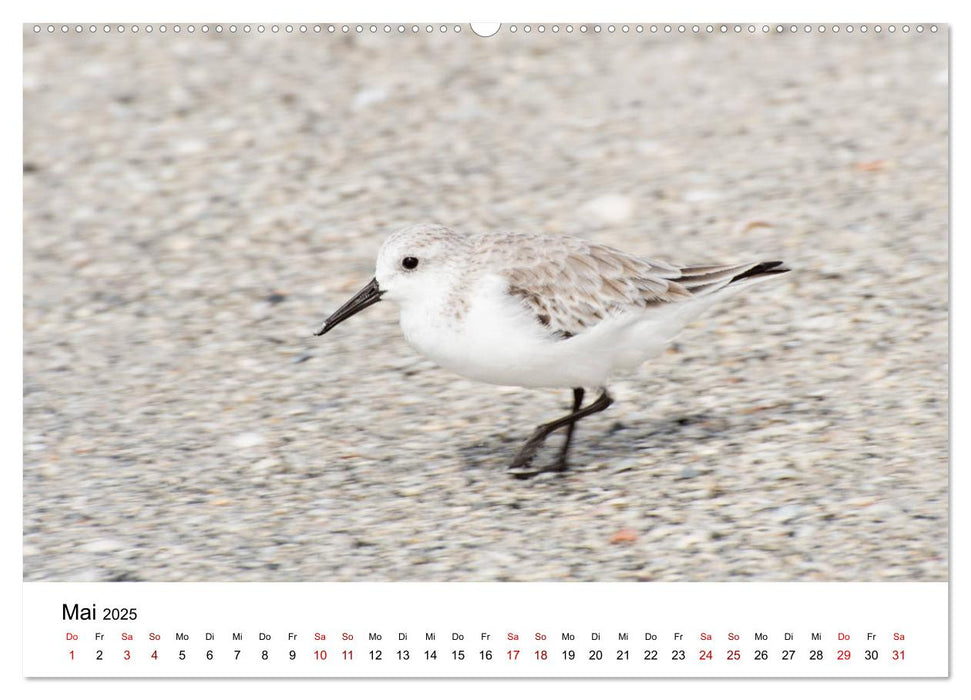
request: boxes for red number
[699,650,712,661]
[837,650,851,661]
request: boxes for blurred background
[23,26,947,581]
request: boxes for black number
[398,650,410,660]
[672,649,685,661]
[643,649,658,661]
[425,650,437,660]
[754,649,768,661]
[589,650,603,661]
[865,650,878,661]
[810,649,823,661]
[234,649,241,660]
[452,650,465,660]
[782,649,795,660]
[562,650,575,661]
[96,650,103,661]
[289,650,296,660]
[179,650,186,661]
[206,650,213,661]
[480,650,492,660]
[616,650,628,661]
[262,650,269,660]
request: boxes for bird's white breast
[397,274,667,388]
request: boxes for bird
[315,223,789,476]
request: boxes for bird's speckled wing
[474,233,693,339]
[474,232,783,340]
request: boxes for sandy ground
[23,26,948,581]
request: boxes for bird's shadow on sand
[458,410,743,478]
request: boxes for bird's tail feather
[678,260,789,296]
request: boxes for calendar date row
[66,646,908,663]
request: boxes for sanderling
[316,223,789,476]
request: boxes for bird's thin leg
[509,388,614,474]
[555,387,585,471]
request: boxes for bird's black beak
[314,277,384,336]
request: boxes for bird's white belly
[396,275,717,389]
[401,319,604,388]
[397,279,663,388]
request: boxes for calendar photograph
[23,22,948,593]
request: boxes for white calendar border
[7,0,963,696]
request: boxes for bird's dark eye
[402,256,419,270]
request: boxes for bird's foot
[508,441,541,472]
[508,461,570,479]
[507,429,546,474]
[507,431,570,478]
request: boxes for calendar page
[21,12,950,686]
